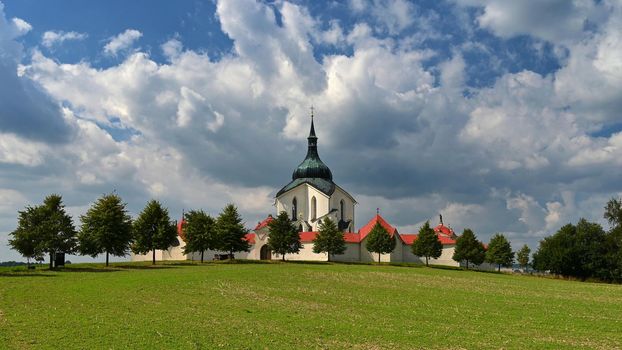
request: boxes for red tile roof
[299,231,361,243]
[254,215,274,231]
[434,223,455,237]
[398,233,456,246]
[358,214,398,240]
[245,233,256,244]
[177,217,186,242]
[343,232,360,243]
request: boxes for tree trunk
[425,256,429,266]
[201,251,204,263]
[466,260,469,269]
[327,253,331,262]
[498,264,501,272]
[106,252,109,267]
[282,253,286,261]
[378,253,381,264]
[27,257,30,270]
[49,252,53,270]
[152,249,156,265]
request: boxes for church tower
[275,111,356,232]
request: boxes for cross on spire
[310,105,314,118]
[376,208,380,215]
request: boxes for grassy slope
[1,261,621,350]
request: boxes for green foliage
[516,244,531,270]
[365,222,396,263]
[453,228,485,269]
[8,205,47,266]
[78,193,133,266]
[312,217,346,261]
[485,233,514,271]
[604,197,622,229]
[411,221,442,266]
[215,204,250,257]
[131,200,178,264]
[532,219,608,280]
[267,211,301,261]
[182,210,216,263]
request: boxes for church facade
[133,113,462,267]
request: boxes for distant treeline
[532,198,622,283]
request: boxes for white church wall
[131,250,165,262]
[332,243,360,262]
[330,186,356,232]
[307,186,330,231]
[273,243,327,261]
[276,185,308,220]
[390,239,404,262]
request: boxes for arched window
[292,197,297,220]
[311,196,317,220]
[340,199,345,221]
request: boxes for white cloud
[103,29,142,56]
[10,17,31,35]
[42,30,87,48]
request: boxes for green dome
[291,117,333,181]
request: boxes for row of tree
[531,198,622,282]
[259,211,523,270]
[9,193,250,267]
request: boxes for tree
[452,228,485,269]
[532,219,607,280]
[516,244,531,271]
[604,197,622,229]
[267,211,301,261]
[78,193,133,266]
[365,222,396,263]
[182,210,216,263]
[485,233,514,272]
[40,195,77,269]
[132,200,179,265]
[411,221,442,266]
[8,205,46,268]
[312,217,346,262]
[215,204,250,258]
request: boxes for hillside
[1,261,621,349]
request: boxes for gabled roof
[177,217,186,242]
[358,214,398,241]
[276,177,336,197]
[434,223,456,237]
[245,233,256,244]
[254,215,274,231]
[399,233,456,246]
[300,231,360,243]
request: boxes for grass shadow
[55,267,119,273]
[112,264,178,270]
[0,272,57,278]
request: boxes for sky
[1,0,621,263]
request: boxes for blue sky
[1,0,621,263]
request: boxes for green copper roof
[276,177,336,197]
[277,114,335,197]
[291,116,333,181]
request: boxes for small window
[311,196,317,220]
[292,197,297,220]
[340,199,345,221]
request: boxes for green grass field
[1,261,621,349]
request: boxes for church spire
[291,107,333,181]
[309,105,317,139]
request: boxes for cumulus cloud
[103,29,142,56]
[0,3,72,143]
[3,0,622,261]
[41,30,87,48]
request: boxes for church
[133,112,461,266]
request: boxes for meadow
[1,261,621,349]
